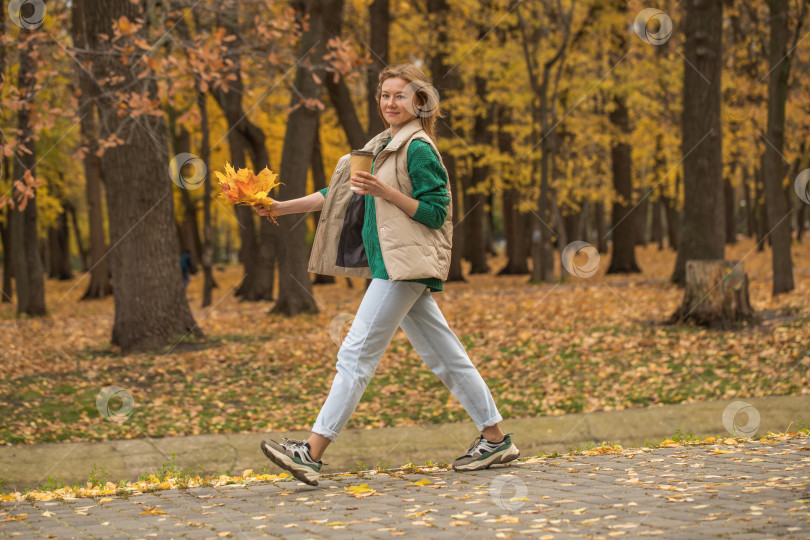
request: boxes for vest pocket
[336,192,369,268]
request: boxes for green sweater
[319,138,450,292]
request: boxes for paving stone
[2,436,809,538]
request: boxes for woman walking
[257,64,519,486]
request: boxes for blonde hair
[375,64,442,142]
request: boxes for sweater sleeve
[407,140,450,230]
[318,187,328,198]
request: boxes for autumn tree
[273,0,343,316]
[760,0,807,295]
[604,0,640,274]
[8,29,46,315]
[517,0,575,283]
[0,0,10,303]
[70,5,112,299]
[428,0,465,281]
[207,3,277,302]
[366,0,389,138]
[671,0,725,285]
[77,0,200,352]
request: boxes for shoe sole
[260,441,320,486]
[453,444,520,472]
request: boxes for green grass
[1,318,807,445]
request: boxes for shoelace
[465,435,486,456]
[281,437,307,446]
[466,435,507,456]
[281,437,325,465]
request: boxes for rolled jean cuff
[477,413,503,432]
[311,423,339,442]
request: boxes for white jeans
[312,279,503,441]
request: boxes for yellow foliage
[215,163,282,222]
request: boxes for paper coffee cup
[350,150,373,191]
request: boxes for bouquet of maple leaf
[215,163,282,224]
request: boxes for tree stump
[669,260,755,328]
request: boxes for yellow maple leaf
[407,478,433,486]
[345,484,376,497]
[140,508,167,515]
[215,163,282,223]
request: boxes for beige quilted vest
[308,118,453,280]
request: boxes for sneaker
[260,438,322,486]
[452,433,520,471]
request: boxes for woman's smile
[379,76,418,132]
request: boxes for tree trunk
[486,191,497,256]
[594,200,607,254]
[668,260,755,328]
[530,101,555,283]
[563,211,579,251]
[663,173,680,251]
[606,95,641,274]
[499,190,529,275]
[169,124,203,271]
[65,201,88,271]
[71,3,112,300]
[446,170,465,282]
[9,31,46,316]
[671,0,724,285]
[633,191,647,246]
[0,2,9,303]
[755,163,768,251]
[463,76,491,274]
[652,198,664,250]
[212,4,274,302]
[48,209,72,280]
[652,135,665,250]
[552,190,570,279]
[744,172,755,238]
[761,0,794,295]
[366,0,389,137]
[80,0,200,352]
[1,208,12,303]
[724,176,737,244]
[663,194,679,251]
[429,0,464,282]
[273,0,341,315]
[325,77,367,149]
[198,89,215,308]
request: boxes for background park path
[1,434,808,539]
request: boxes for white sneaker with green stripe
[452,433,520,471]
[260,438,322,486]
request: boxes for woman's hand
[253,198,281,219]
[351,171,393,200]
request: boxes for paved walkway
[1,436,808,539]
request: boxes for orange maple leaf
[215,163,282,224]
